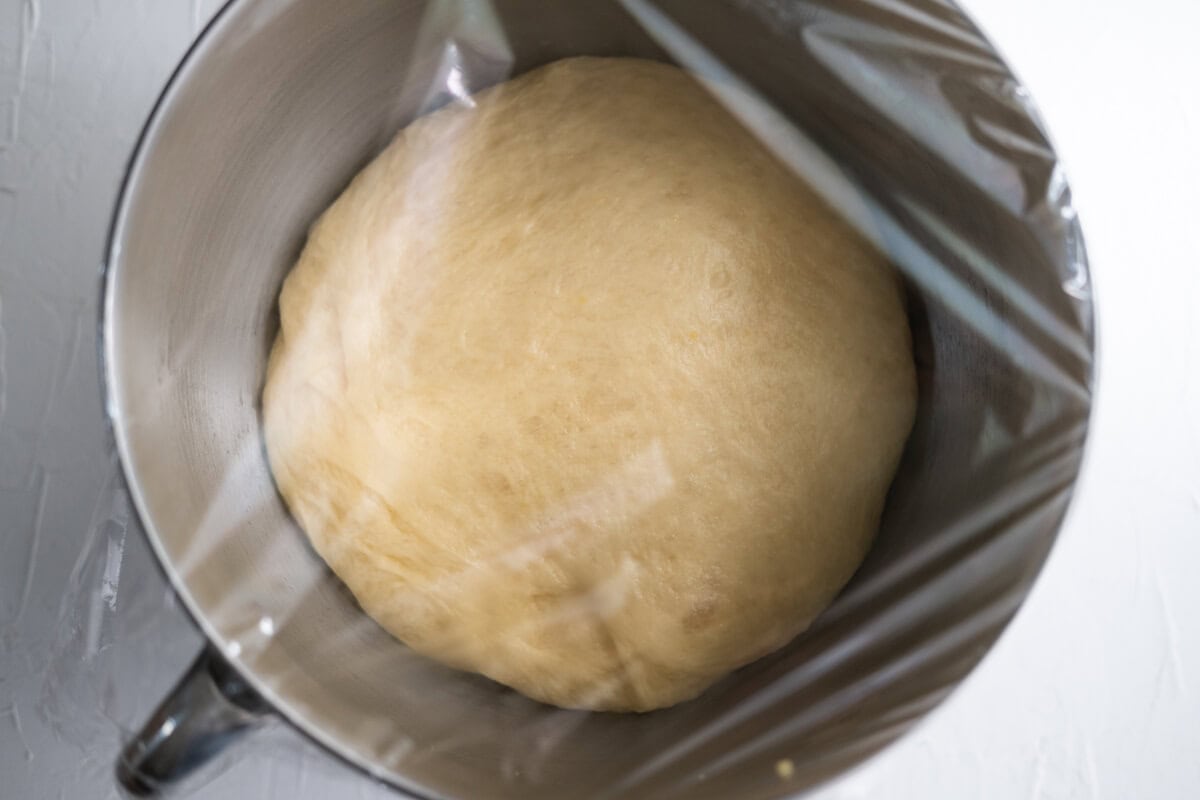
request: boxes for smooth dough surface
[263,57,916,712]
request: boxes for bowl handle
[116,646,270,797]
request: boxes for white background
[1,0,1196,798]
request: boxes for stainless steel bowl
[103,0,1093,797]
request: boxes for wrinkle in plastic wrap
[92,0,1091,798]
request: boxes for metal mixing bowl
[103,0,1093,797]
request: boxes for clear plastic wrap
[92,0,1092,797]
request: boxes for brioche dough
[263,57,916,712]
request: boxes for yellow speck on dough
[775,759,795,781]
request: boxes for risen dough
[263,57,916,712]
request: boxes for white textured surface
[0,0,1196,798]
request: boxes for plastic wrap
[91,0,1092,797]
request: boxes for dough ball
[263,57,916,712]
